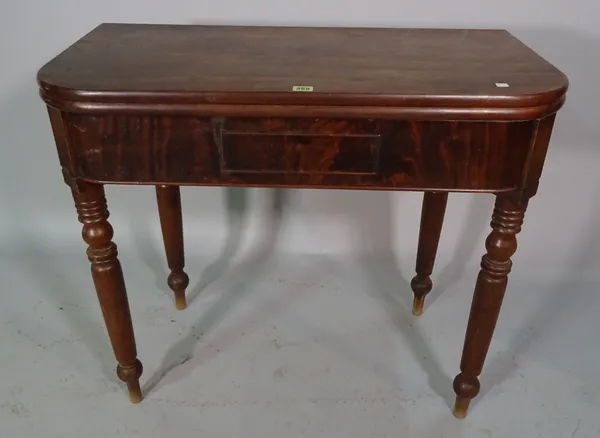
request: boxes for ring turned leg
[156,185,189,310]
[411,192,448,315]
[452,194,527,418]
[71,181,143,403]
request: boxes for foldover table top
[37,23,569,419]
[38,23,568,118]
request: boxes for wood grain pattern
[219,133,380,175]
[522,115,557,199]
[70,180,143,403]
[65,115,536,192]
[410,192,448,315]
[37,24,568,120]
[156,185,189,310]
[38,23,567,414]
[452,193,527,418]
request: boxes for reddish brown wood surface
[70,180,143,403]
[39,23,567,415]
[410,192,448,315]
[38,24,567,120]
[65,115,536,191]
[452,193,528,418]
[156,185,189,310]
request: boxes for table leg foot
[117,359,143,403]
[411,295,425,316]
[173,283,188,310]
[127,381,143,404]
[453,396,470,419]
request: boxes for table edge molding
[39,89,567,121]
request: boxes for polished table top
[38,24,568,418]
[38,24,567,119]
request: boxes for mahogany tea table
[37,23,568,418]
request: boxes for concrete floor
[1,247,599,438]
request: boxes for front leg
[71,181,143,403]
[453,193,527,418]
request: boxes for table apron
[61,114,539,192]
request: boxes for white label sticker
[292,85,314,92]
[495,82,510,88]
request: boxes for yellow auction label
[292,85,314,92]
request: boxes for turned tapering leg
[452,194,528,418]
[71,181,143,403]
[411,192,448,315]
[156,185,189,310]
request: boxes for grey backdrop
[2,2,600,436]
[1,1,599,278]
